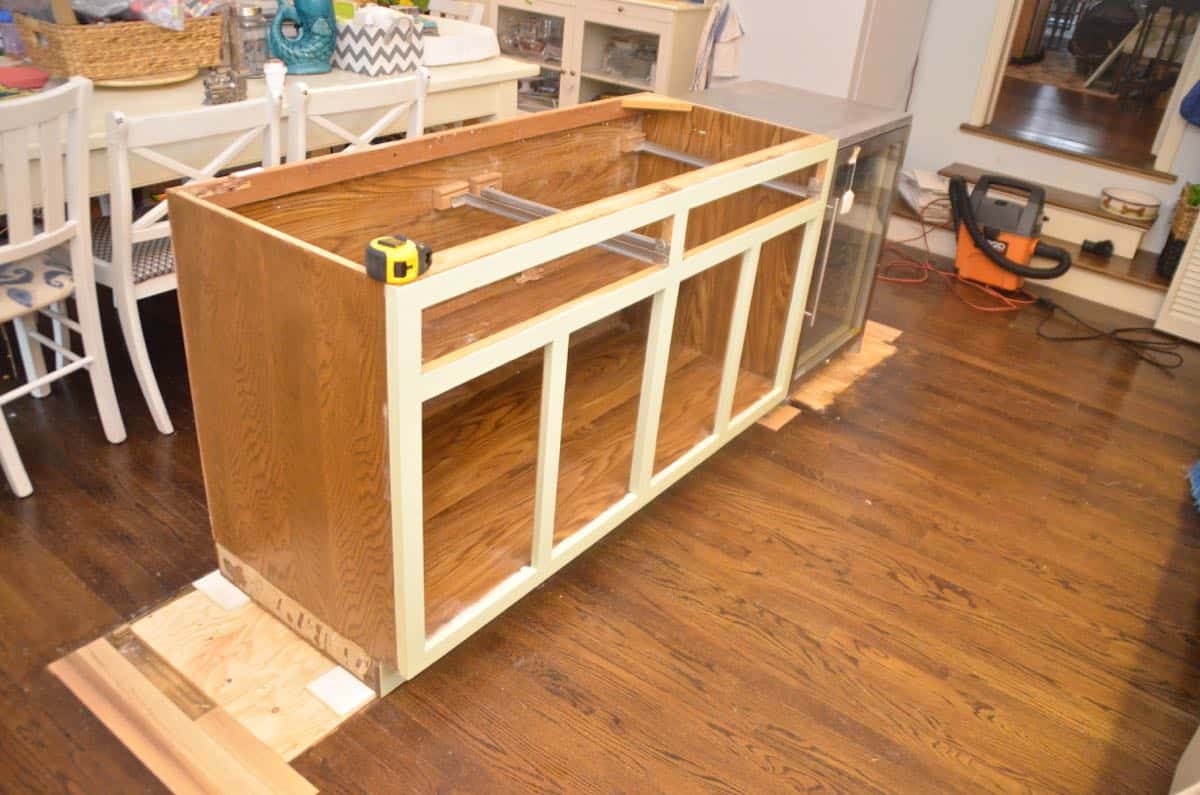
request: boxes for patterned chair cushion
[92,216,176,284]
[0,249,74,324]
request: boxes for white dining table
[2,56,539,210]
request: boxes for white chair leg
[112,281,173,435]
[0,409,33,498]
[13,316,50,399]
[70,241,126,445]
[51,302,67,371]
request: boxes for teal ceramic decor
[269,0,337,75]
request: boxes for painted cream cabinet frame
[380,131,837,689]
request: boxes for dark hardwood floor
[988,76,1165,172]
[1,277,1199,793]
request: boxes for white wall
[731,0,868,98]
[906,0,1199,252]
[849,0,932,110]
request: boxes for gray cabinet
[794,124,907,380]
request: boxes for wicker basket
[16,14,224,81]
[1158,184,1199,280]
[1171,184,1199,240]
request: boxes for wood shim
[49,572,376,793]
[756,319,902,430]
[757,404,801,431]
[789,321,901,413]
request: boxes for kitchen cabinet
[168,95,835,693]
[487,0,711,113]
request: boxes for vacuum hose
[948,176,1072,280]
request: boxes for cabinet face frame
[169,97,836,694]
[383,121,835,685]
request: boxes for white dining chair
[1,77,126,498]
[427,0,484,25]
[286,68,429,163]
[93,94,281,435]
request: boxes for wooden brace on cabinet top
[621,95,693,113]
[469,171,503,195]
[433,181,470,211]
[620,130,647,154]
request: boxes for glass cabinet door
[793,126,908,380]
[578,18,662,102]
[496,3,570,112]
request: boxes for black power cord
[1035,297,1185,370]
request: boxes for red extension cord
[877,197,1040,313]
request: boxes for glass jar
[232,4,269,78]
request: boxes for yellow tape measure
[365,235,432,285]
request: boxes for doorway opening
[985,0,1198,174]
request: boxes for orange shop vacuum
[948,174,1072,291]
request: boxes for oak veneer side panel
[168,191,396,667]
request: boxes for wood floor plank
[49,639,275,795]
[195,709,318,795]
[108,624,214,721]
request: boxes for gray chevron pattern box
[333,16,424,76]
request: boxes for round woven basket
[16,14,223,82]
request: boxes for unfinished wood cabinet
[168,96,836,693]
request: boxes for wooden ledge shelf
[938,162,1154,231]
[1038,235,1169,291]
[168,96,836,693]
[957,124,1178,184]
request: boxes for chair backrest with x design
[100,93,282,292]
[286,68,429,163]
[427,0,484,24]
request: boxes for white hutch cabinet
[487,0,711,112]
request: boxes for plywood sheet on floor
[789,320,901,412]
[132,589,358,760]
[49,574,373,793]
